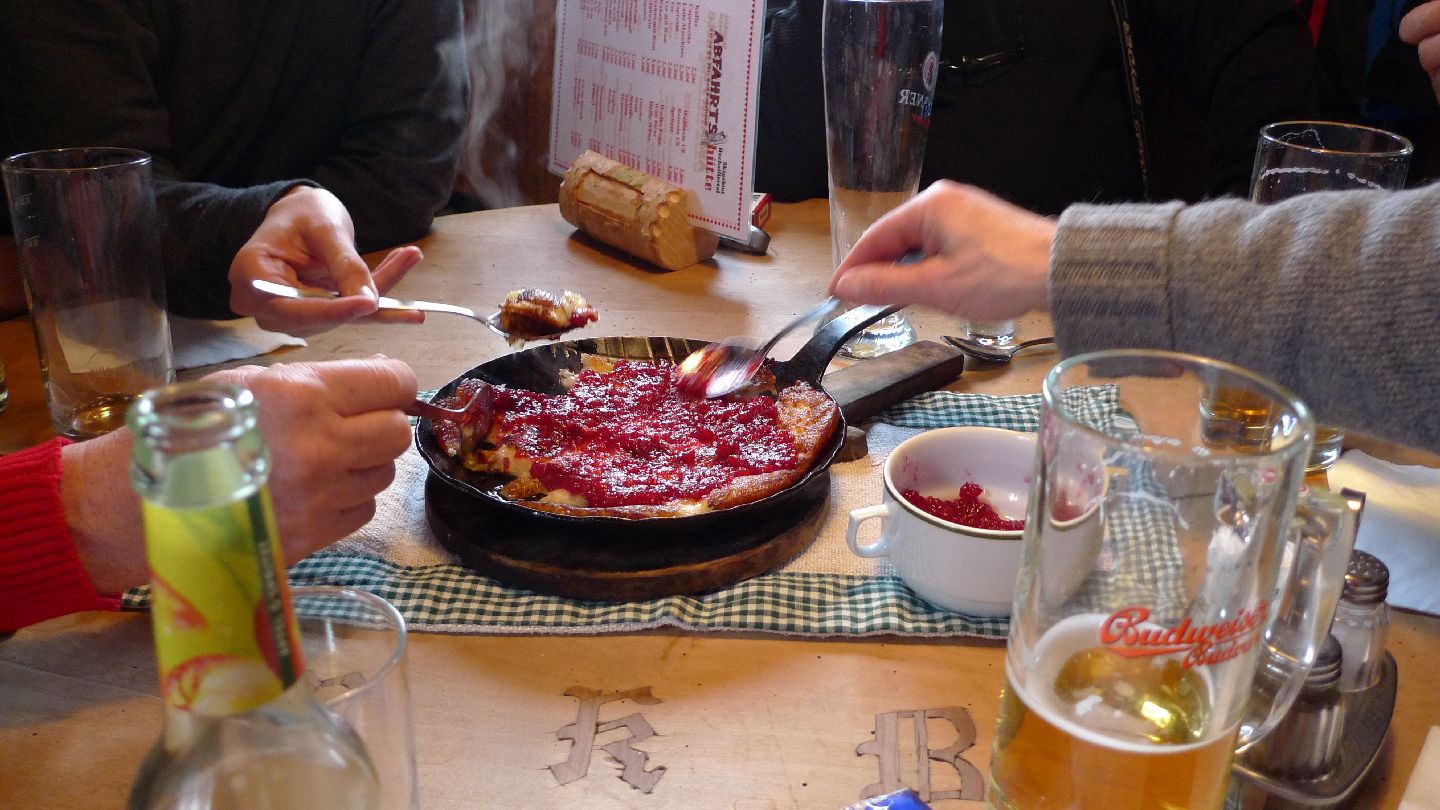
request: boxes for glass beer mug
[989,351,1358,810]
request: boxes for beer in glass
[987,351,1359,809]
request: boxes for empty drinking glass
[2,148,175,439]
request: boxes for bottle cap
[1303,634,1342,692]
[1342,550,1390,605]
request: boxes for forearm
[58,432,148,596]
[1052,184,1440,452]
[0,439,123,631]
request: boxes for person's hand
[208,358,417,562]
[828,180,1056,321]
[1401,1,1440,105]
[62,357,417,594]
[228,185,426,337]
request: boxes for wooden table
[2,201,1436,808]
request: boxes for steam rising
[458,0,556,208]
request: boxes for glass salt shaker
[1332,549,1389,692]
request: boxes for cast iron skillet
[416,304,901,573]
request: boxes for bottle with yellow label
[126,381,379,810]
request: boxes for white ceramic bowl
[847,426,1036,616]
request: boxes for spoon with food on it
[250,280,597,346]
[493,288,599,347]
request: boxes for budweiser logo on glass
[987,351,1360,810]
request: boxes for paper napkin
[1328,450,1440,616]
[168,315,305,371]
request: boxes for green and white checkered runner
[124,388,1149,640]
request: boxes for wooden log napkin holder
[558,150,719,271]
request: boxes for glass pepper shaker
[1332,549,1390,692]
[1226,635,1346,808]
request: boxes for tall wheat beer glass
[987,351,1359,810]
[1249,121,1412,473]
[822,0,942,358]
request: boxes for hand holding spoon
[676,251,925,399]
[250,279,596,344]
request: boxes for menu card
[549,0,766,241]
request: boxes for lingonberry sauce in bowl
[900,482,1026,531]
[846,426,1036,617]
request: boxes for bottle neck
[129,382,302,722]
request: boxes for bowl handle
[846,504,892,557]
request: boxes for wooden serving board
[426,475,828,601]
[424,340,964,601]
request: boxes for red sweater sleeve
[0,438,120,631]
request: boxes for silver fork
[405,382,494,429]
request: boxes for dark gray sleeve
[307,0,467,253]
[1051,184,1440,453]
[0,0,277,318]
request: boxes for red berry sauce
[491,360,797,507]
[901,482,1025,531]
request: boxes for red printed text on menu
[549,0,765,241]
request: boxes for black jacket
[756,0,1318,215]
[0,0,468,318]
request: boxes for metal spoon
[674,251,930,398]
[675,297,845,398]
[942,334,1056,363]
[251,278,514,340]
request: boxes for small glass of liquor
[962,317,1017,348]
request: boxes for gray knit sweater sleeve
[1051,184,1440,454]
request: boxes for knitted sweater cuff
[1051,201,1185,356]
[0,438,120,632]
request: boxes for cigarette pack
[751,191,772,229]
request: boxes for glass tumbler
[292,586,420,810]
[2,147,175,439]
